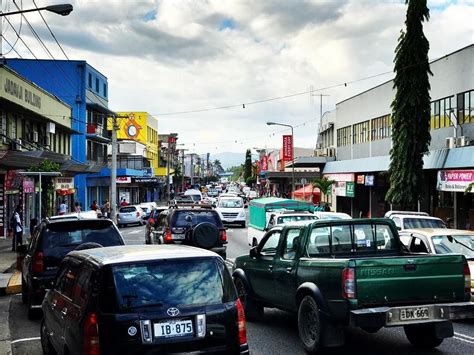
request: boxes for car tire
[298,295,321,354]
[234,277,263,321]
[404,323,444,348]
[41,319,58,355]
[21,278,28,304]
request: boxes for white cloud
[2,0,473,158]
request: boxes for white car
[314,212,352,220]
[215,196,246,227]
[184,189,203,203]
[117,205,146,228]
[384,211,446,230]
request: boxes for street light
[267,121,295,198]
[0,4,73,17]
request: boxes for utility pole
[310,87,329,149]
[110,114,118,223]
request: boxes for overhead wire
[1,0,23,56]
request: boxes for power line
[2,34,23,58]
[1,0,23,56]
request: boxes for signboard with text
[437,170,473,192]
[345,182,355,197]
[54,177,74,190]
[116,177,131,184]
[261,155,268,172]
[365,175,375,186]
[282,135,293,162]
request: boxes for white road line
[454,336,474,345]
[11,337,41,344]
[127,230,142,235]
[455,332,474,341]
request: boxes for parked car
[171,195,195,205]
[150,205,228,259]
[216,196,247,228]
[139,202,157,219]
[399,228,474,299]
[117,205,146,228]
[19,218,125,318]
[184,189,203,203]
[233,219,474,352]
[384,210,446,230]
[314,211,352,220]
[41,245,249,355]
[145,206,168,244]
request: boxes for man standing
[11,205,23,252]
[58,199,68,215]
[103,200,111,218]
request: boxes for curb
[6,272,21,295]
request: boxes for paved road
[5,222,474,354]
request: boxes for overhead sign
[116,176,131,184]
[54,177,74,190]
[437,170,473,192]
[324,173,354,182]
[282,135,293,162]
[133,177,159,184]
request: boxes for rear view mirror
[250,247,258,258]
[447,235,454,243]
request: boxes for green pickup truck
[232,219,474,353]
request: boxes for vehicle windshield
[318,214,350,220]
[277,215,317,224]
[218,199,243,208]
[110,258,235,310]
[403,218,446,229]
[187,194,201,202]
[172,211,221,227]
[120,207,136,213]
[431,235,474,258]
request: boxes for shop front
[324,173,355,216]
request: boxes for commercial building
[320,45,473,229]
[4,58,114,210]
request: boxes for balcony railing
[87,123,104,136]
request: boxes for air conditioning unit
[456,136,470,147]
[32,131,39,143]
[445,137,455,149]
[44,135,51,147]
[10,139,24,151]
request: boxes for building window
[337,126,351,147]
[457,90,473,124]
[371,114,391,141]
[0,110,6,141]
[88,73,92,88]
[352,120,370,144]
[95,78,99,93]
[430,96,453,129]
[103,83,107,97]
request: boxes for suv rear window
[403,218,446,229]
[104,258,236,311]
[120,206,137,213]
[42,221,123,250]
[276,215,317,224]
[172,210,222,228]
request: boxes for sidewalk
[0,238,22,297]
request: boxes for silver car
[117,205,145,228]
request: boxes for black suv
[151,205,227,259]
[20,218,124,318]
[41,245,249,355]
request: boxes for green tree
[213,159,224,174]
[227,164,244,181]
[246,176,257,186]
[386,0,432,211]
[243,149,252,182]
[313,177,335,203]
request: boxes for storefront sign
[324,173,355,182]
[261,155,268,172]
[143,168,154,177]
[356,175,365,184]
[345,182,355,198]
[132,177,159,184]
[5,170,21,193]
[437,170,474,192]
[282,135,293,162]
[365,175,375,186]
[22,179,35,194]
[54,177,74,190]
[116,177,131,184]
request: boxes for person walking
[103,199,111,219]
[58,199,68,215]
[10,205,23,252]
[74,202,82,213]
[90,200,99,211]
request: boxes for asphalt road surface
[5,221,474,354]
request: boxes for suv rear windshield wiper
[121,294,163,309]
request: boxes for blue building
[5,59,113,209]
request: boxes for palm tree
[312,177,335,203]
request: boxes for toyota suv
[41,245,249,355]
[19,218,124,318]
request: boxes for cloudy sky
[2,0,473,156]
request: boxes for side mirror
[396,226,401,231]
[244,204,248,209]
[249,246,258,258]
[16,244,28,255]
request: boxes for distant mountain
[208,152,257,169]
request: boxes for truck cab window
[307,226,330,256]
[260,231,281,256]
[283,228,301,260]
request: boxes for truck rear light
[236,299,247,345]
[464,261,471,294]
[32,252,44,274]
[164,229,172,243]
[84,312,100,355]
[220,230,227,242]
[342,268,356,299]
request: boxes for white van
[184,189,203,204]
[215,196,246,227]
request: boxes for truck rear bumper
[350,302,474,328]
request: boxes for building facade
[321,45,474,229]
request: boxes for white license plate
[154,319,193,338]
[172,234,185,240]
[400,307,429,321]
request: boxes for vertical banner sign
[345,182,355,198]
[261,155,268,172]
[282,135,293,161]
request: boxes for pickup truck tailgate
[355,254,466,306]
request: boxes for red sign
[23,179,35,193]
[282,135,293,161]
[356,175,365,184]
[168,136,177,144]
[261,155,268,171]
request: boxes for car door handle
[51,299,57,309]
[61,307,68,317]
[286,267,292,274]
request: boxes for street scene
[0,0,473,354]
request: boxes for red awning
[293,184,320,197]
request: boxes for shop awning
[293,184,321,197]
[444,146,474,168]
[0,150,89,173]
[323,155,389,174]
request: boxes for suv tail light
[84,312,100,355]
[32,252,44,274]
[236,299,247,345]
[342,268,356,299]
[164,229,172,243]
[464,261,471,294]
[220,230,227,242]
[136,211,140,217]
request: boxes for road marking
[11,337,41,344]
[455,332,474,341]
[454,336,474,345]
[128,230,142,235]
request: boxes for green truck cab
[233,218,474,353]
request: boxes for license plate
[172,233,185,240]
[400,307,429,321]
[154,319,193,338]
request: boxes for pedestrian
[90,200,98,211]
[120,198,128,207]
[74,202,82,213]
[103,199,111,219]
[10,204,23,252]
[58,199,68,215]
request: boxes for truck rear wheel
[234,277,263,321]
[298,295,321,354]
[404,323,444,348]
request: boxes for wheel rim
[300,299,318,346]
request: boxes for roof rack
[384,210,430,218]
[169,203,214,209]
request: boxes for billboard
[437,170,473,192]
[261,155,268,172]
[282,135,293,161]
